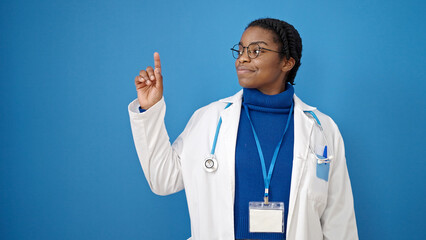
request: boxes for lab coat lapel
[218,91,243,203]
[286,94,315,233]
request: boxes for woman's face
[235,26,290,95]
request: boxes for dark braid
[246,18,302,85]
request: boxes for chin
[238,78,257,89]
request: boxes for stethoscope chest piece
[204,155,218,173]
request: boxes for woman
[128,18,358,240]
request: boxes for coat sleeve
[128,97,190,196]
[321,121,359,240]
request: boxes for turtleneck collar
[243,83,294,111]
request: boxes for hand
[135,52,163,109]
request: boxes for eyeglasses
[230,43,283,59]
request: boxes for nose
[238,48,250,63]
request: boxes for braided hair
[246,18,302,85]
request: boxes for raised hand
[135,52,163,109]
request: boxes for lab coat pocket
[312,145,330,182]
[316,161,330,182]
[306,152,329,203]
[306,153,329,215]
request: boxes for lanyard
[243,100,294,204]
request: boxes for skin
[236,26,295,95]
[135,26,296,109]
[135,52,163,109]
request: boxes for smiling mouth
[237,69,254,75]
[236,67,255,74]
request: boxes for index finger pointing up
[153,52,163,88]
[154,52,161,70]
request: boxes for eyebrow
[239,41,268,46]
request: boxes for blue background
[1,0,425,239]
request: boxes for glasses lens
[248,43,261,59]
[231,44,241,59]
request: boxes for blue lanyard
[243,100,294,202]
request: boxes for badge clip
[264,189,269,205]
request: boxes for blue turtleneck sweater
[234,84,294,240]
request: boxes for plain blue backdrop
[1,0,425,239]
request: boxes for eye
[248,44,262,56]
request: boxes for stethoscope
[203,104,332,173]
[203,103,232,173]
[304,110,333,164]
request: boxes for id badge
[249,201,284,233]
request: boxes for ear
[281,57,296,72]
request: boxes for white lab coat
[128,90,358,240]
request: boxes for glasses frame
[230,43,283,59]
